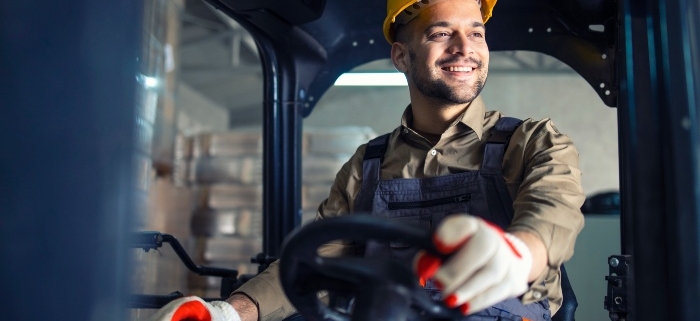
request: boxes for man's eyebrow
[424,21,451,31]
[424,20,486,32]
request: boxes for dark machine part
[202,0,328,265]
[604,255,631,321]
[581,191,621,215]
[278,215,464,321]
[131,292,186,310]
[615,0,700,320]
[251,253,280,273]
[129,232,239,308]
[132,232,239,279]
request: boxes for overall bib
[354,117,550,321]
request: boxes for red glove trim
[416,253,442,280]
[445,294,459,308]
[459,302,470,314]
[171,300,212,321]
[483,221,522,259]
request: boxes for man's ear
[391,42,409,73]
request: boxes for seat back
[552,265,578,321]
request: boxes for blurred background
[130,0,620,320]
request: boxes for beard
[408,48,487,106]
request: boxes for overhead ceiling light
[334,72,407,86]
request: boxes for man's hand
[149,296,241,321]
[414,215,536,315]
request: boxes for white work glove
[149,296,242,321]
[414,214,532,315]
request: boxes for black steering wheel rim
[279,215,464,321]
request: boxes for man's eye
[471,32,484,38]
[430,32,450,39]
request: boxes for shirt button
[403,128,409,134]
[430,149,437,156]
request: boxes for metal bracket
[252,252,279,273]
[605,255,631,321]
[129,232,240,308]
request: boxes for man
[152,0,584,320]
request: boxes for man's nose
[448,33,472,55]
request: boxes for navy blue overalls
[354,117,550,321]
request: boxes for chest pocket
[372,181,479,260]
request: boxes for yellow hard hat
[383,0,497,44]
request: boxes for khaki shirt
[235,96,586,320]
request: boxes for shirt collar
[459,95,486,140]
[400,95,486,140]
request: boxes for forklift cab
[207,1,614,320]
[178,0,695,320]
[1,0,699,320]
[209,0,617,256]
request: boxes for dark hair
[393,22,413,44]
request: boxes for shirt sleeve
[502,118,586,306]
[233,145,367,321]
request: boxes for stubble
[408,47,487,107]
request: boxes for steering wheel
[279,215,464,321]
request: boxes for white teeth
[447,66,473,72]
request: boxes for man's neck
[410,95,470,135]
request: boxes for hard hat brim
[383,0,496,44]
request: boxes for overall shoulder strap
[482,117,523,171]
[354,133,391,213]
[363,133,391,162]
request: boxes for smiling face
[392,0,489,106]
